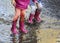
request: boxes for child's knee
[20,14,25,18]
[20,14,25,21]
[13,16,18,21]
[20,10,25,17]
[13,18,17,21]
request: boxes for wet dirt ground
[0,0,60,43]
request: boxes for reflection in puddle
[10,32,24,43]
[10,22,40,43]
[19,32,24,43]
[11,34,17,43]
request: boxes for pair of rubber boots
[11,8,41,34]
[28,9,42,24]
[11,18,28,35]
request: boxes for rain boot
[34,9,41,23]
[11,20,18,34]
[19,14,28,34]
[28,13,34,24]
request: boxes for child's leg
[28,6,36,24]
[34,8,42,23]
[19,9,28,34]
[28,13,34,24]
[13,8,21,21]
[11,8,21,34]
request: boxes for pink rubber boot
[11,20,18,34]
[19,20,28,34]
[34,9,42,23]
[28,13,34,24]
[19,14,28,34]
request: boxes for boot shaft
[29,13,34,20]
[11,20,18,34]
[11,20,17,29]
[19,17,28,33]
